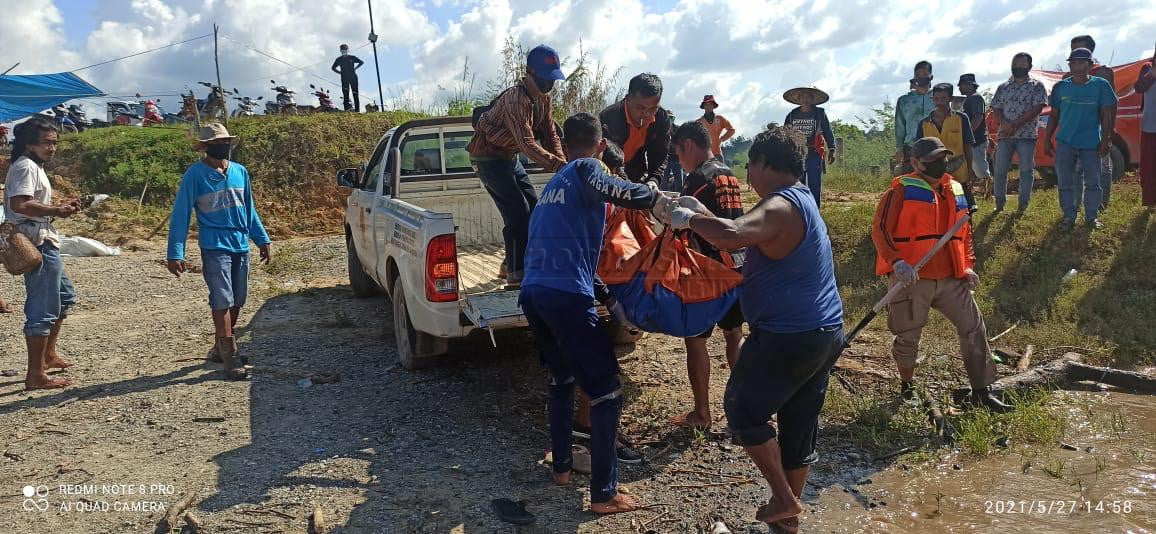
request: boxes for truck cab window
[400,134,441,176]
[363,137,390,193]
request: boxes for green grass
[954,388,1066,455]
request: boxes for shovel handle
[871,214,971,315]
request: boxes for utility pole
[214,23,227,126]
[367,0,385,111]
[1,62,18,76]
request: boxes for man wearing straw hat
[784,86,835,206]
[697,95,735,158]
[166,123,272,380]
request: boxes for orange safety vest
[875,174,972,278]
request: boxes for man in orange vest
[871,137,1011,412]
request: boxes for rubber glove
[676,196,711,215]
[893,260,919,287]
[652,194,676,224]
[964,268,979,290]
[670,207,696,230]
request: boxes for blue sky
[5,0,1156,133]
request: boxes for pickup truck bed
[457,244,506,294]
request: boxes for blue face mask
[341,50,349,56]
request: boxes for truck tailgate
[457,244,526,330]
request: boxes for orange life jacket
[875,174,972,278]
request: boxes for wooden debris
[192,417,226,423]
[667,468,748,480]
[871,445,918,462]
[310,506,329,534]
[159,491,198,533]
[668,479,754,489]
[1017,345,1034,372]
[989,322,1019,342]
[183,511,203,532]
[980,353,1156,395]
[922,395,956,442]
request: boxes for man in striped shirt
[467,45,568,287]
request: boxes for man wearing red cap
[697,95,735,158]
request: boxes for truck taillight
[425,234,459,302]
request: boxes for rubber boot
[215,336,248,380]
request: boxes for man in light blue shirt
[895,61,936,164]
[1043,48,1117,230]
[167,123,272,379]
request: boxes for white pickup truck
[337,116,558,369]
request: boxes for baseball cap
[932,82,954,95]
[911,137,954,161]
[1068,48,1094,62]
[527,44,565,81]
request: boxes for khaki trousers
[887,276,996,390]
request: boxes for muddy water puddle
[808,392,1155,533]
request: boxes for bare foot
[25,376,74,390]
[590,493,642,515]
[670,411,711,430]
[756,495,803,525]
[45,355,75,369]
[771,516,800,534]
[553,470,571,486]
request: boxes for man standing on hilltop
[5,117,82,390]
[331,44,364,112]
[990,52,1048,212]
[895,61,936,165]
[958,74,992,190]
[1065,35,1118,211]
[1044,47,1117,230]
[784,86,836,206]
[167,123,272,380]
[467,44,568,287]
[697,95,735,159]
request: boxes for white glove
[893,260,919,287]
[647,180,661,194]
[652,194,676,224]
[670,207,697,230]
[964,268,979,290]
[609,300,640,332]
[676,196,711,215]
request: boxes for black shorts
[693,301,745,339]
[723,325,845,469]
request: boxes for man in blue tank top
[655,125,844,532]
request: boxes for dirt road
[0,235,1007,533]
[0,235,880,533]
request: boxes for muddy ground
[0,235,1149,533]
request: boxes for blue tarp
[0,72,104,123]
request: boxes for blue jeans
[803,152,823,208]
[201,249,249,310]
[993,138,1037,210]
[23,243,76,337]
[473,158,537,279]
[1054,143,1102,223]
[520,285,621,503]
[1076,153,1113,208]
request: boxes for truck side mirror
[337,167,360,188]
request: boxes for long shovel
[843,214,972,348]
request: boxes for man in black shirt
[958,74,992,186]
[331,44,364,112]
[668,121,746,430]
[783,87,835,207]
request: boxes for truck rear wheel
[347,235,381,297]
[1038,167,1057,188]
[391,278,448,370]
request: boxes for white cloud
[3,0,1154,136]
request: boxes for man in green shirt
[895,61,936,164]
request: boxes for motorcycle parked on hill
[178,91,199,122]
[309,84,340,112]
[52,104,79,134]
[231,94,263,117]
[140,98,165,127]
[66,104,92,131]
[198,82,230,121]
[267,80,298,115]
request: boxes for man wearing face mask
[467,44,568,287]
[167,123,272,380]
[895,61,936,165]
[1044,47,1117,230]
[990,52,1048,212]
[600,73,672,187]
[330,44,364,112]
[871,137,1011,413]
